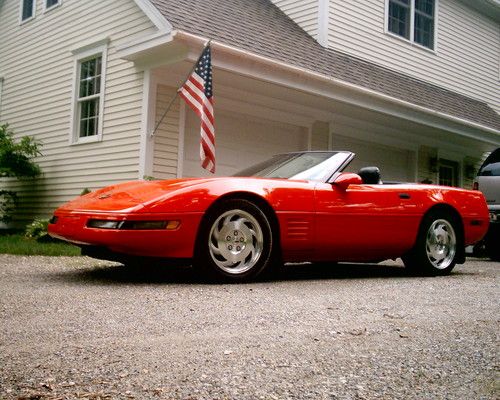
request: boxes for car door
[313,182,416,262]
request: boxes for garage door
[183,110,308,177]
[334,135,412,182]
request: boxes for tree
[0,124,42,223]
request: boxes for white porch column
[177,101,186,178]
[328,119,334,150]
[138,69,156,179]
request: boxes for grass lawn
[0,234,81,256]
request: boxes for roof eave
[174,30,500,143]
[117,29,500,144]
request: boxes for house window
[44,0,61,12]
[388,0,410,39]
[439,159,459,187]
[78,56,102,138]
[387,0,436,50]
[20,0,36,22]
[71,42,108,143]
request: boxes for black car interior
[358,166,382,184]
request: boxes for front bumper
[48,211,204,259]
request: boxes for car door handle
[399,193,411,199]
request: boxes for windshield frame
[233,151,355,183]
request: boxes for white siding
[271,0,319,39]
[152,85,180,180]
[334,136,413,182]
[310,121,329,149]
[328,0,500,113]
[0,0,158,222]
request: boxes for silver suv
[474,148,500,261]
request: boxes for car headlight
[87,220,121,229]
[87,219,180,230]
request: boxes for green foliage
[143,175,157,181]
[0,124,42,223]
[25,218,50,241]
[0,124,42,178]
[0,190,17,223]
[80,188,92,196]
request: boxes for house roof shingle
[149,0,500,131]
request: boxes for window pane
[79,56,102,98]
[88,117,96,137]
[415,0,434,17]
[79,80,88,98]
[439,160,459,187]
[79,98,100,137]
[46,0,59,8]
[76,53,103,139]
[388,1,410,39]
[415,14,434,48]
[22,0,34,20]
[80,118,88,138]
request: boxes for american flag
[178,44,215,173]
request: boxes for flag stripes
[178,44,215,173]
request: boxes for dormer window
[45,0,62,12]
[20,0,36,23]
[387,0,436,50]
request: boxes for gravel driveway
[0,255,498,399]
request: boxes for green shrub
[0,123,42,223]
[25,218,50,241]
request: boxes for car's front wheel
[194,199,276,282]
[403,211,461,275]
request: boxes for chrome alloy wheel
[425,219,457,270]
[208,209,264,275]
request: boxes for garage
[334,135,414,182]
[182,109,309,177]
[182,111,414,182]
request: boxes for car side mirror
[334,173,363,191]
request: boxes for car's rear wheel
[194,199,275,282]
[403,211,461,276]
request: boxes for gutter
[174,30,499,143]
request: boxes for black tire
[483,224,500,261]
[402,210,462,276]
[193,199,276,282]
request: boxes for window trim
[19,0,36,24]
[43,0,62,13]
[69,40,109,145]
[384,0,438,53]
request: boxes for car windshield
[233,152,352,182]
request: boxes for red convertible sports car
[48,151,489,282]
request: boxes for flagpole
[150,40,212,137]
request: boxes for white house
[0,0,499,224]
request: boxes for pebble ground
[0,255,498,399]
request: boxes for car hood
[56,178,218,213]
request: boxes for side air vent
[286,219,311,240]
